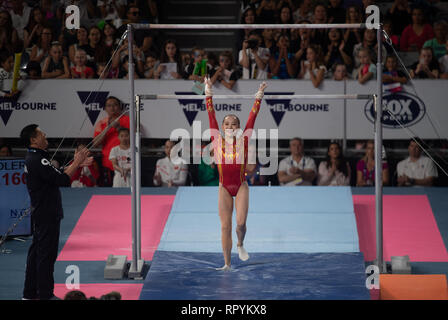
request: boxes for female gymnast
[204,76,267,271]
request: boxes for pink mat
[54,283,143,300]
[57,195,175,261]
[353,195,448,262]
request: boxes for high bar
[139,94,374,100]
[131,23,367,30]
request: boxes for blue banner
[0,158,31,236]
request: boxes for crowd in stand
[0,0,447,87]
[146,137,438,188]
[1,131,441,188]
[23,136,435,188]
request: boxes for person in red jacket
[92,96,130,186]
[204,76,267,271]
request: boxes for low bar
[138,94,374,100]
[132,23,366,30]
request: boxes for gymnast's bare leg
[235,181,249,261]
[217,185,233,271]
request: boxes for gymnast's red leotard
[206,96,261,196]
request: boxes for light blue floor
[158,186,360,253]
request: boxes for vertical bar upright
[127,24,137,273]
[343,79,347,155]
[375,24,385,273]
[135,95,142,260]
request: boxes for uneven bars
[139,94,374,100]
[132,23,368,30]
[127,20,384,277]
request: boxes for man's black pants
[23,219,60,300]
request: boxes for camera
[247,39,258,49]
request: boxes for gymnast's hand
[204,75,213,97]
[255,81,267,99]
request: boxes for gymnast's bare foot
[216,264,231,271]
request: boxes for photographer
[238,31,270,80]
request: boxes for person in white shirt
[297,44,326,88]
[9,0,31,41]
[238,31,270,80]
[0,50,25,98]
[396,138,438,187]
[317,141,351,186]
[278,137,316,186]
[153,140,188,187]
[109,127,131,187]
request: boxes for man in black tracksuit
[20,124,91,300]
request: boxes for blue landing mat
[159,187,359,253]
[139,251,370,300]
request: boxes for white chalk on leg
[237,245,249,261]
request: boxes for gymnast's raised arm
[244,81,267,132]
[204,76,220,139]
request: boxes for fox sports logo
[364,92,425,128]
